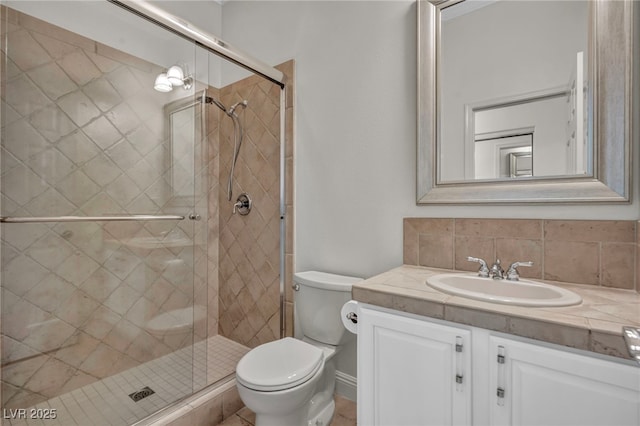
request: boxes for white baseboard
[335,370,357,401]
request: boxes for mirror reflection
[438,0,590,183]
[165,93,202,203]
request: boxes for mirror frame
[417,0,634,204]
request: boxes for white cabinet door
[489,336,640,426]
[358,305,471,426]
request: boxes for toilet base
[254,410,307,426]
[308,399,335,426]
[253,398,335,426]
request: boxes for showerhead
[228,100,248,116]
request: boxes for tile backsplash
[404,218,638,292]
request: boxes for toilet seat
[236,337,324,392]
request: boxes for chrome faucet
[489,259,504,280]
[467,257,533,281]
[505,261,534,281]
[467,257,489,278]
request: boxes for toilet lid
[236,337,324,392]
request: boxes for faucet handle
[506,261,534,281]
[467,256,489,278]
[232,193,252,215]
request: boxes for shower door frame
[107,0,288,339]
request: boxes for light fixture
[154,64,193,92]
[166,65,185,86]
[154,73,173,92]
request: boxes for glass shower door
[0,2,206,423]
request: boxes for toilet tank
[294,271,363,345]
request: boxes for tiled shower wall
[404,218,639,292]
[1,8,209,409]
[216,61,295,347]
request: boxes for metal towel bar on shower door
[0,214,186,223]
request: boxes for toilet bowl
[235,271,362,426]
[236,337,327,425]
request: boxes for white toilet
[235,271,362,426]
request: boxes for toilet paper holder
[341,300,359,334]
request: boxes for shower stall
[0,1,293,424]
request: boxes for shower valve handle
[233,193,252,215]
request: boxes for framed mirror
[417,0,634,204]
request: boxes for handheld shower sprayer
[226,100,248,201]
[228,100,248,116]
[205,95,249,203]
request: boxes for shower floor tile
[2,335,249,426]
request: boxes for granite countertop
[351,265,640,361]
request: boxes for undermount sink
[426,273,582,307]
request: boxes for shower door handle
[0,214,185,223]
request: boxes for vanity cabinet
[489,336,640,426]
[357,304,640,426]
[357,305,472,426]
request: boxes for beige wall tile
[544,240,600,285]
[2,354,48,388]
[406,217,454,234]
[601,243,635,289]
[495,238,543,279]
[29,104,76,142]
[57,50,102,86]
[23,358,76,398]
[418,233,454,269]
[404,218,637,291]
[454,236,494,271]
[4,29,51,71]
[167,411,197,426]
[455,218,541,239]
[637,221,639,292]
[285,301,294,337]
[215,63,292,347]
[191,395,223,426]
[1,5,20,27]
[18,11,94,51]
[221,385,244,420]
[4,74,52,116]
[403,219,419,265]
[57,91,101,127]
[404,218,453,266]
[95,42,153,72]
[26,62,77,100]
[544,220,636,243]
